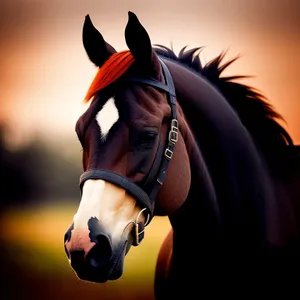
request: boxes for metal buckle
[164,148,173,160]
[169,119,178,144]
[135,208,150,246]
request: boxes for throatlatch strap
[124,58,178,201]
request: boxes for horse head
[64,12,190,283]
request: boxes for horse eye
[138,131,157,149]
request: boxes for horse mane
[154,44,296,168]
[84,50,135,102]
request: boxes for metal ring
[134,208,150,245]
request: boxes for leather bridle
[79,57,178,244]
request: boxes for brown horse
[64,11,300,298]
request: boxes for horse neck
[165,59,276,251]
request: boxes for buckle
[165,148,173,160]
[171,119,178,130]
[169,119,178,144]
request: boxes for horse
[64,11,300,299]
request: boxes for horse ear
[125,11,153,70]
[83,15,117,67]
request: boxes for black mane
[154,45,296,169]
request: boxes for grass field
[0,201,171,300]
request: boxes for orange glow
[0,0,300,145]
[1,3,299,299]
[0,1,299,147]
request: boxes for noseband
[79,57,178,242]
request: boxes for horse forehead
[117,84,168,108]
[76,85,168,137]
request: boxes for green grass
[0,201,171,299]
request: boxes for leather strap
[79,57,178,220]
[79,169,153,214]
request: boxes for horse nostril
[64,231,69,243]
[87,234,112,268]
[64,244,70,258]
[64,233,70,259]
[64,224,73,242]
[70,250,85,269]
[64,224,74,259]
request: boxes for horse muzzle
[64,204,148,283]
[63,171,153,283]
[64,222,131,283]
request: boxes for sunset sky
[1,2,300,299]
[1,0,299,148]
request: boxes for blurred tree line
[1,123,299,209]
[0,124,82,208]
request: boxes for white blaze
[96,97,119,140]
[73,179,144,243]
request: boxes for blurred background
[0,0,299,299]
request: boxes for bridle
[79,57,178,245]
